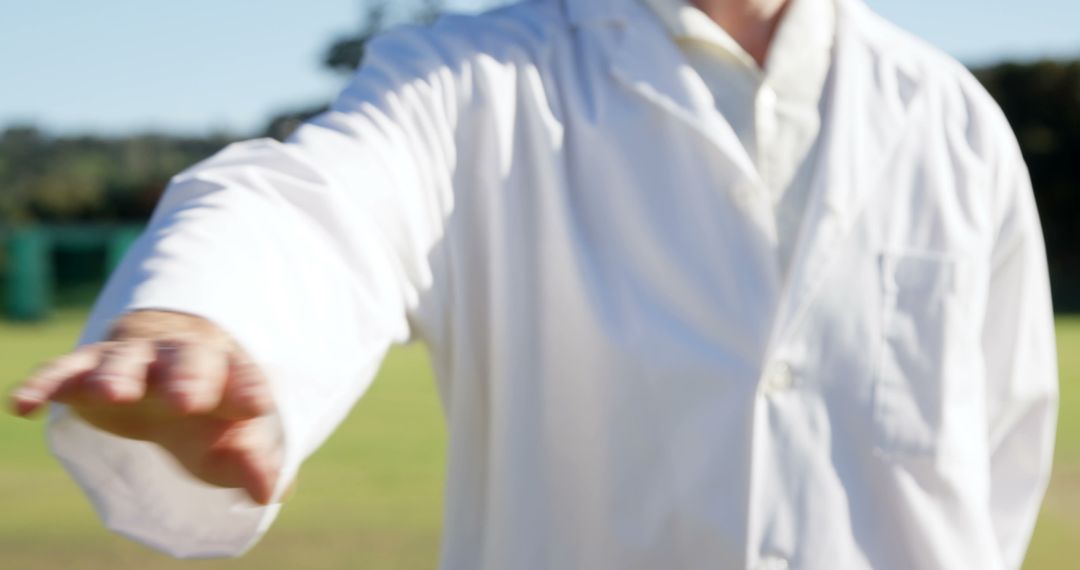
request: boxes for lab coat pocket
[872,251,959,458]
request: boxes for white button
[757,556,790,570]
[757,85,778,114]
[762,362,794,396]
[756,86,779,140]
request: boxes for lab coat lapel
[765,0,925,353]
[601,3,761,185]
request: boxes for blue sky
[2,0,1078,136]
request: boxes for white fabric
[640,0,835,273]
[49,0,1057,568]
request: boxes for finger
[212,429,282,506]
[84,340,154,405]
[170,417,283,505]
[153,340,228,415]
[225,418,283,505]
[9,348,100,417]
[216,352,274,420]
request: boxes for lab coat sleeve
[46,28,461,559]
[980,123,1059,568]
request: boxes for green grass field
[1,310,1077,568]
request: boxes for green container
[2,224,144,321]
[6,228,52,321]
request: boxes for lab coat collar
[810,0,924,223]
[766,0,927,352]
[604,0,761,183]
[572,0,927,352]
[589,0,926,195]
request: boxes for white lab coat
[49,0,1058,568]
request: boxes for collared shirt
[641,0,835,274]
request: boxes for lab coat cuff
[47,403,282,558]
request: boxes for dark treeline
[0,129,233,224]
[0,14,1076,307]
[975,60,1080,310]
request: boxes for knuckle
[234,360,265,382]
[226,393,269,418]
[30,360,59,379]
[230,356,269,388]
[155,337,193,353]
[100,339,151,361]
[96,340,125,357]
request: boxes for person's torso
[407,1,1007,568]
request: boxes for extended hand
[8,310,282,505]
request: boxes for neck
[691,0,791,66]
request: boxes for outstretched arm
[7,26,462,559]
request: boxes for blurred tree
[974,60,1080,310]
[0,127,231,224]
[322,3,389,76]
[264,103,329,143]
[322,1,443,74]
[263,0,447,140]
